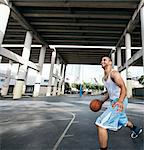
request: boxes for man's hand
[112,101,124,112]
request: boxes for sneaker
[131,126,143,139]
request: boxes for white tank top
[103,72,120,100]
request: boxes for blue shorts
[95,98,128,131]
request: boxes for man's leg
[97,125,108,150]
[126,120,133,128]
[126,120,142,139]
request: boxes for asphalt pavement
[0,95,143,150]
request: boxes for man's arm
[111,70,127,102]
[111,70,127,111]
[102,91,109,103]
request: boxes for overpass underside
[0,0,144,99]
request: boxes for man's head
[100,56,112,69]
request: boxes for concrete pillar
[1,60,13,96]
[117,47,122,68]
[0,56,2,63]
[33,46,46,97]
[125,33,132,98]
[140,6,144,73]
[0,3,10,46]
[22,68,28,95]
[46,50,56,96]
[13,31,32,99]
[111,52,115,68]
[61,64,67,95]
[52,57,60,96]
[58,63,63,95]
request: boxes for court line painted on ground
[52,112,75,150]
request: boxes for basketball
[89,99,102,112]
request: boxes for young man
[95,56,143,150]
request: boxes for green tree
[65,82,71,91]
[71,83,80,90]
[71,82,104,91]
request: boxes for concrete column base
[127,80,133,98]
[58,87,61,95]
[46,86,51,96]
[52,87,57,96]
[1,86,9,96]
[33,84,40,97]
[61,84,65,95]
[22,84,26,95]
[13,80,24,99]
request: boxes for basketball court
[0,95,143,150]
[0,1,144,149]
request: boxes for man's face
[100,57,112,68]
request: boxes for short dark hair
[101,56,112,61]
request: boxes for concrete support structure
[0,47,39,71]
[117,47,122,68]
[33,46,46,97]
[1,60,13,96]
[0,3,10,46]
[140,6,144,73]
[21,68,28,95]
[61,64,67,95]
[0,56,2,63]
[118,49,142,72]
[58,63,63,95]
[125,33,132,98]
[0,3,11,96]
[46,50,56,96]
[13,31,33,99]
[52,57,60,96]
[111,52,115,68]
